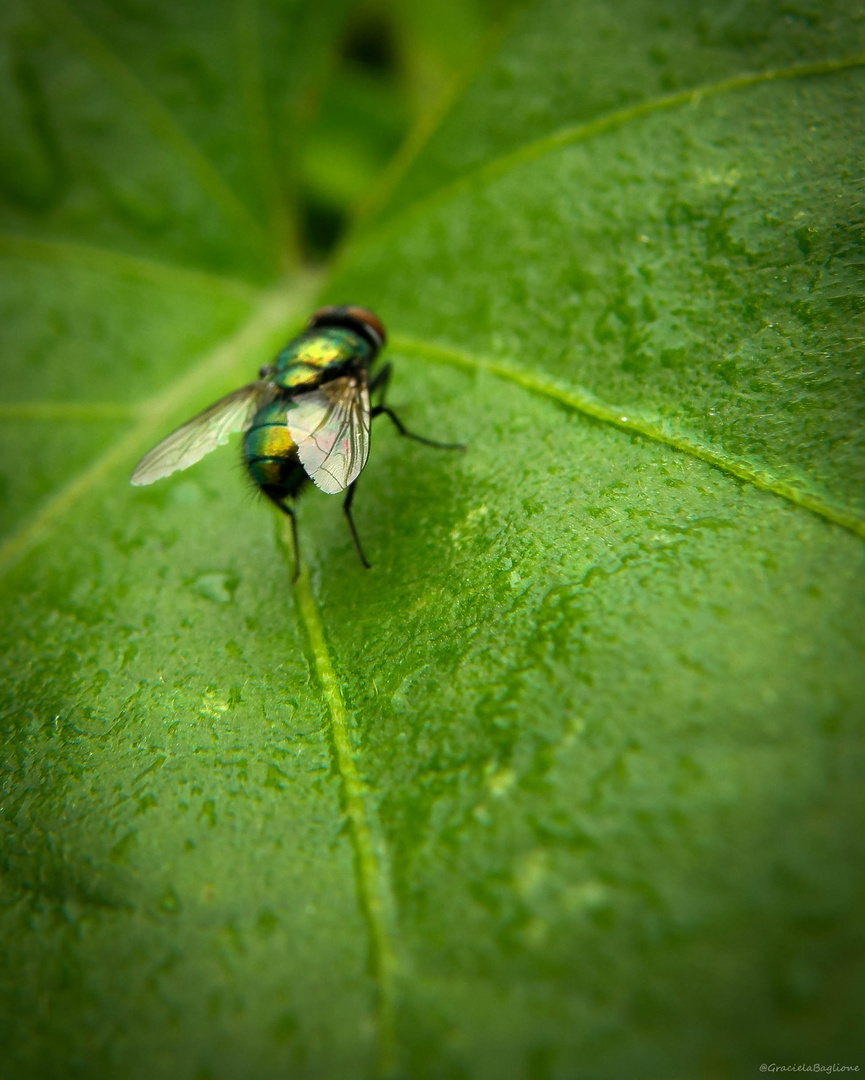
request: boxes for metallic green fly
[130,305,463,578]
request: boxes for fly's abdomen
[243,399,306,498]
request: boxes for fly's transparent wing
[130,382,275,486]
[286,376,370,494]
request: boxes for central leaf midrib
[290,555,400,1077]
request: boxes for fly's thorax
[272,327,373,392]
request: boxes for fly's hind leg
[369,362,464,450]
[263,490,302,584]
[343,481,371,569]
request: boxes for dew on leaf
[189,572,236,603]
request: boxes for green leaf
[2,2,864,1079]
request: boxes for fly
[130,305,463,579]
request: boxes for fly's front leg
[371,360,466,449]
[370,403,465,450]
[369,360,463,448]
[367,361,392,401]
[343,481,371,569]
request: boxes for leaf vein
[0,403,136,421]
[0,234,260,299]
[288,550,400,1079]
[391,334,865,540]
[35,0,277,263]
[0,276,319,579]
[348,12,518,242]
[235,0,295,260]
[351,52,865,254]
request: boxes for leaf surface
[1,1,864,1078]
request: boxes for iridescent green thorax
[272,327,373,391]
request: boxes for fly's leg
[286,505,302,584]
[369,362,464,449]
[371,403,465,450]
[264,491,302,583]
[343,480,371,569]
[367,360,392,399]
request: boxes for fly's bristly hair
[234,443,309,507]
[234,453,267,507]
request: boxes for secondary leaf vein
[0,403,136,421]
[0,234,260,299]
[352,52,865,252]
[391,334,865,540]
[35,0,277,263]
[348,12,518,241]
[235,0,295,261]
[0,277,319,579]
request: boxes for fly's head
[307,305,387,355]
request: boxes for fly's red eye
[307,305,387,348]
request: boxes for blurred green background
[296,0,512,257]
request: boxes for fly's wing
[130,382,275,486]
[286,376,370,494]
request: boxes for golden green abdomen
[243,399,305,496]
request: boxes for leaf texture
[1,0,864,1077]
